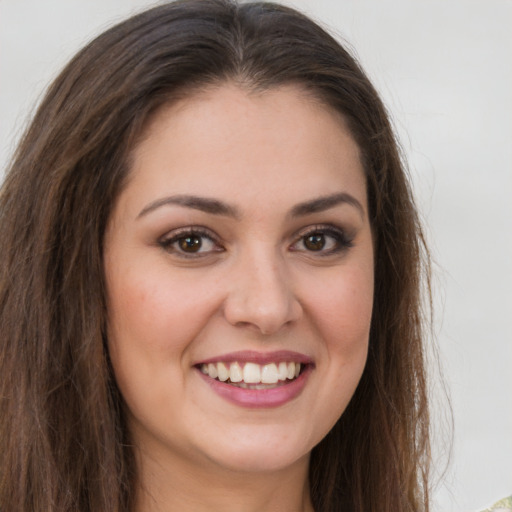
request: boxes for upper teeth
[200,361,301,384]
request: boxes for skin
[104,83,374,512]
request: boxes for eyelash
[158,227,222,258]
[291,224,354,256]
[158,224,353,258]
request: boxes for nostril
[223,291,302,335]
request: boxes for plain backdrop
[1,1,511,510]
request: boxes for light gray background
[1,1,510,510]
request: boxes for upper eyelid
[158,223,347,241]
[293,223,346,238]
[158,228,223,259]
[157,222,352,247]
[290,224,353,252]
[159,226,219,242]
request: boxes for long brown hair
[0,1,431,510]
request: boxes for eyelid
[290,223,353,255]
[293,223,344,238]
[158,226,223,257]
[157,223,353,259]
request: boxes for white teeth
[230,362,243,383]
[243,362,261,383]
[217,362,229,382]
[200,361,304,384]
[207,363,218,379]
[261,363,279,384]
[278,362,288,381]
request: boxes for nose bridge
[224,242,301,334]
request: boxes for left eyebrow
[289,192,365,219]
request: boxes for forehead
[122,83,366,216]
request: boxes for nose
[223,248,302,335]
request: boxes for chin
[198,425,316,474]
[212,448,310,475]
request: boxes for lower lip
[198,366,312,409]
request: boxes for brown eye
[178,235,202,252]
[303,233,326,251]
[159,229,221,258]
[291,226,352,256]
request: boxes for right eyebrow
[137,194,241,219]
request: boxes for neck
[133,445,314,512]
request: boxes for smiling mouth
[198,361,304,389]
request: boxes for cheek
[309,264,374,354]
[107,265,217,357]
[105,265,222,422]
[297,263,373,443]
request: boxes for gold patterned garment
[481,496,512,512]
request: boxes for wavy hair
[0,1,431,510]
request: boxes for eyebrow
[289,192,365,219]
[137,195,241,219]
[137,192,365,220]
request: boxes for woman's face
[104,84,374,476]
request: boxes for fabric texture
[481,496,512,512]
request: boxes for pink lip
[198,369,311,408]
[195,350,313,366]
[195,351,314,409]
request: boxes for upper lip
[195,350,314,366]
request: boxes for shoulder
[480,496,512,512]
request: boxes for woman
[0,1,431,511]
